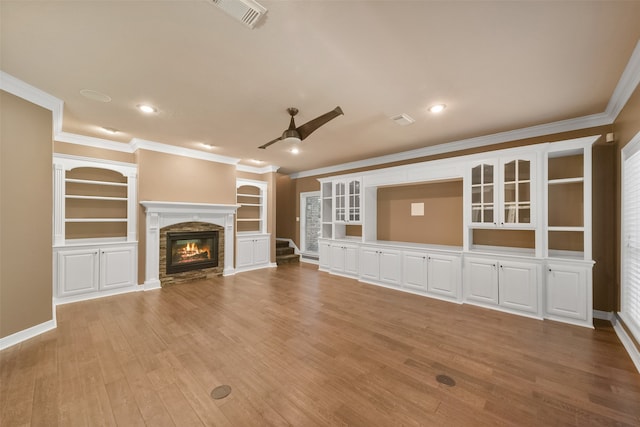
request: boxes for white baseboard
[144,279,162,290]
[0,319,57,351]
[593,309,615,321]
[612,314,640,373]
[54,284,140,306]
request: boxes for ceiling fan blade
[296,106,344,141]
[258,136,282,149]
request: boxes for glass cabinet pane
[472,166,482,185]
[504,183,516,203]
[472,186,481,203]
[484,165,494,184]
[519,182,530,202]
[504,161,515,182]
[518,160,530,181]
[483,208,494,223]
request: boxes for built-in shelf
[548,226,584,232]
[548,177,584,185]
[65,195,128,201]
[65,178,127,187]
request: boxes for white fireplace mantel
[140,201,239,289]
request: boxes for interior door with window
[300,191,321,258]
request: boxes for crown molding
[605,39,640,120]
[0,70,64,134]
[130,138,240,165]
[289,112,611,179]
[236,164,280,174]
[56,131,134,153]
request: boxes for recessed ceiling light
[429,104,446,114]
[101,127,118,134]
[200,143,216,149]
[250,159,264,164]
[137,104,157,114]
[80,89,111,102]
[290,147,300,154]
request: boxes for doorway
[300,191,321,259]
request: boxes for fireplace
[166,231,219,274]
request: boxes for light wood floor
[2,263,640,426]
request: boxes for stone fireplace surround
[140,201,238,289]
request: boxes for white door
[403,251,428,292]
[253,237,270,265]
[427,253,459,299]
[300,191,321,257]
[546,263,587,320]
[359,246,380,281]
[57,248,99,297]
[499,260,538,313]
[100,246,135,290]
[464,257,499,304]
[379,249,402,287]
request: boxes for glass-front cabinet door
[501,156,533,227]
[334,181,346,222]
[334,178,362,224]
[347,179,361,222]
[470,161,496,226]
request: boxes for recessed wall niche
[376,180,463,246]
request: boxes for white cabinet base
[236,234,274,273]
[55,242,138,305]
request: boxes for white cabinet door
[359,246,379,281]
[319,241,331,270]
[500,154,535,227]
[498,260,538,313]
[57,248,99,297]
[427,253,460,299]
[253,236,270,265]
[546,263,588,321]
[333,178,362,224]
[464,257,499,304]
[403,251,428,292]
[379,249,401,287]
[236,238,255,269]
[100,246,136,290]
[330,244,346,273]
[344,245,359,276]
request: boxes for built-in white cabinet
[359,245,402,287]
[56,243,137,301]
[545,261,593,327]
[334,178,362,224]
[464,256,539,316]
[329,242,359,277]
[236,234,270,272]
[317,136,598,328]
[402,250,461,301]
[53,155,139,304]
[469,153,536,228]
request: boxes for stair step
[276,240,290,248]
[276,253,300,265]
[276,247,295,256]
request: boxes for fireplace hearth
[166,231,219,274]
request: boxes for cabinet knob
[548,268,552,272]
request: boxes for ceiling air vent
[391,113,415,126]
[209,0,267,29]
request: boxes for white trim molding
[0,319,57,351]
[0,71,64,134]
[613,314,640,373]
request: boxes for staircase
[276,240,299,265]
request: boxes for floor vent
[208,0,267,29]
[211,385,232,399]
[436,374,456,387]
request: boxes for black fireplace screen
[166,231,219,274]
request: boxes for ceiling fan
[258,106,344,149]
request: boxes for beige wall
[1,91,53,338]
[377,181,463,246]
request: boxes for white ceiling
[2,1,640,175]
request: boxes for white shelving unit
[52,154,138,304]
[236,178,272,272]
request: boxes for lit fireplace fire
[174,240,211,264]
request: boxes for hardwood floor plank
[2,263,640,425]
